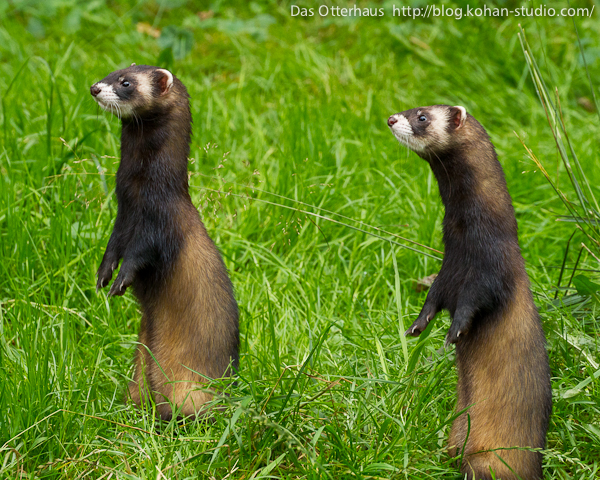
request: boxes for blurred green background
[1,0,599,478]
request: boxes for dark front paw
[96,261,118,291]
[405,306,437,337]
[445,320,469,345]
[404,298,439,337]
[107,270,134,297]
[405,315,431,337]
[444,306,475,346]
[405,296,440,338]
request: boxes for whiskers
[96,100,138,124]
[394,133,426,154]
[95,99,122,119]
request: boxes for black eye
[418,115,427,122]
[122,81,130,87]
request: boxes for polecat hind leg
[127,314,152,409]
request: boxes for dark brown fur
[91,65,239,420]
[388,105,552,479]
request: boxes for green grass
[1,1,599,478]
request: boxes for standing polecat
[388,105,552,479]
[90,64,239,420]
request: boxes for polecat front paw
[108,261,135,297]
[445,319,470,345]
[404,298,439,337]
[97,261,117,291]
[405,303,438,337]
[405,315,430,337]
[107,268,134,296]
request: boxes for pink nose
[90,85,101,97]
[387,116,398,127]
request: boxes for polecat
[388,105,552,479]
[90,64,239,420]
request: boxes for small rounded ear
[130,62,136,66]
[450,106,467,129]
[156,68,174,95]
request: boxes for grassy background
[1,0,599,478]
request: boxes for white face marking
[92,82,133,118]
[135,74,153,101]
[427,106,450,146]
[388,113,427,152]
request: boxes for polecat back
[91,64,239,420]
[388,105,552,479]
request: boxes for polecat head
[90,64,180,119]
[387,105,468,157]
